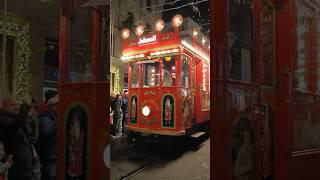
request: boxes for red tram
[120,16,210,140]
[212,0,320,180]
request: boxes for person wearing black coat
[0,97,33,180]
[110,93,122,136]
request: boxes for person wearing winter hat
[37,94,58,180]
[39,90,58,113]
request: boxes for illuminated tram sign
[138,35,157,45]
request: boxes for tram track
[111,134,209,180]
[119,155,161,180]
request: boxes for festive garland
[111,65,120,93]
[0,20,31,103]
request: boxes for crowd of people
[0,90,59,180]
[110,90,128,137]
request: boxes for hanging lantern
[202,37,206,44]
[172,14,183,28]
[135,24,145,37]
[165,56,172,62]
[121,28,130,40]
[193,28,198,36]
[155,19,165,32]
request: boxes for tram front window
[142,61,160,87]
[162,56,176,87]
[131,63,139,88]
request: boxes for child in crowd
[0,142,14,180]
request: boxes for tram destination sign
[138,35,157,45]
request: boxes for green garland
[0,20,31,103]
[111,65,120,93]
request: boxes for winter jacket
[37,111,57,162]
[25,115,39,145]
[8,129,33,179]
[0,110,24,151]
[111,97,122,119]
[121,97,128,114]
[0,110,33,179]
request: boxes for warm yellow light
[202,38,206,44]
[121,28,130,39]
[172,14,183,28]
[165,56,172,62]
[135,24,144,36]
[155,19,164,32]
[193,28,198,36]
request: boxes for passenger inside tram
[162,56,176,87]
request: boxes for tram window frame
[67,7,93,83]
[130,62,139,88]
[141,61,160,88]
[182,55,190,89]
[228,1,254,83]
[201,62,210,109]
[294,2,316,92]
[162,56,176,87]
[259,0,275,87]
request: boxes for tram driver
[163,69,173,87]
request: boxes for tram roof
[122,33,210,63]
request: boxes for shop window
[162,56,176,87]
[259,0,274,86]
[228,1,253,82]
[0,35,15,95]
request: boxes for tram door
[57,1,109,180]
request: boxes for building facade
[110,0,165,93]
[0,0,60,103]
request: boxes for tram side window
[228,1,253,82]
[142,62,160,87]
[201,63,210,109]
[131,63,139,88]
[162,56,176,87]
[182,56,190,89]
[295,3,314,91]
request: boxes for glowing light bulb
[121,29,130,39]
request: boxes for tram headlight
[142,106,151,116]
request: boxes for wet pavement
[111,135,210,180]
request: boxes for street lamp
[135,24,144,37]
[121,28,130,40]
[172,14,183,32]
[155,19,164,32]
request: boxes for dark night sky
[162,0,210,36]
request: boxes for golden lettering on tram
[144,91,156,95]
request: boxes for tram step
[191,132,206,138]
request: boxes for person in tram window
[163,70,173,87]
[37,94,59,180]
